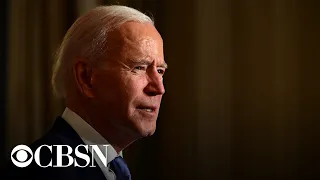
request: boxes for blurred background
[1,0,319,179]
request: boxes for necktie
[109,156,131,180]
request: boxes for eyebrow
[129,59,168,69]
[159,62,168,69]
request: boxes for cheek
[93,71,148,109]
[94,73,122,103]
[122,74,148,101]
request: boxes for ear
[73,58,95,98]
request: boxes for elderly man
[4,5,167,180]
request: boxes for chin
[143,127,156,137]
[127,113,158,137]
[135,122,157,137]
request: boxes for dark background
[1,0,319,179]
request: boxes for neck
[95,123,139,154]
[65,98,138,154]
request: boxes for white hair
[51,5,154,98]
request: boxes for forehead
[106,22,164,63]
[118,22,162,43]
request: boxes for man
[3,5,167,180]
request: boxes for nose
[144,68,165,96]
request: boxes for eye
[157,68,165,76]
[134,66,147,71]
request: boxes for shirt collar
[62,107,122,164]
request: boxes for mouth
[136,105,157,113]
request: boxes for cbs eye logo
[11,145,33,168]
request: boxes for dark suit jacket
[2,117,107,180]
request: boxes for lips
[137,105,157,113]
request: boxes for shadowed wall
[3,0,320,179]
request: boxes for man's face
[92,22,166,137]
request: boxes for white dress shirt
[62,107,122,180]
